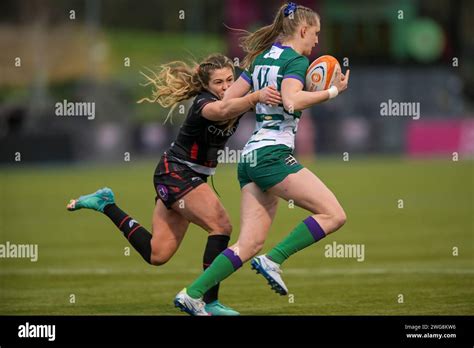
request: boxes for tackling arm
[202,77,281,121]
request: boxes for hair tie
[284,2,297,17]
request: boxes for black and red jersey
[166,90,242,173]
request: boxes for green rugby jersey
[240,42,309,155]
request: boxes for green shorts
[238,145,304,191]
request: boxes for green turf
[0,157,473,315]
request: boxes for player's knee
[218,217,233,235]
[206,214,232,236]
[150,252,171,266]
[333,209,347,230]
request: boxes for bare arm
[202,76,282,121]
[281,79,331,111]
[223,76,252,100]
[281,70,350,111]
[201,90,260,121]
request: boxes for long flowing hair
[138,54,235,125]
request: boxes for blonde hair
[138,54,235,124]
[239,3,320,69]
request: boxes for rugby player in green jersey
[174,3,350,315]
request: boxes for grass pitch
[1,157,473,315]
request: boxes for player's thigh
[150,199,190,265]
[268,168,345,217]
[231,183,279,262]
[171,183,232,235]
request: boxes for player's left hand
[259,86,282,106]
[334,69,350,93]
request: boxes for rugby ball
[305,55,341,92]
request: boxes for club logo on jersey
[285,155,298,166]
[128,219,138,228]
[157,184,168,201]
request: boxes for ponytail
[239,3,320,69]
[239,6,285,69]
[137,61,201,108]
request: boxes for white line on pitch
[0,268,472,276]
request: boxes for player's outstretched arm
[202,84,281,121]
[282,70,350,112]
[223,76,252,100]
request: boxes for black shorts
[153,153,208,209]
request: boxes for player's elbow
[282,98,294,113]
[203,102,233,121]
[219,104,234,120]
[282,97,300,114]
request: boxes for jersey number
[257,67,270,89]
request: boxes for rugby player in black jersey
[66,54,281,315]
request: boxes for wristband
[328,85,339,99]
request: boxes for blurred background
[1,0,473,163]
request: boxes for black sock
[202,234,230,304]
[103,204,152,264]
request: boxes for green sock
[267,216,326,265]
[187,248,242,299]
